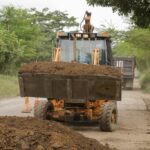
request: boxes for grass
[0,74,19,99]
[140,70,150,93]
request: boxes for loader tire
[34,100,50,120]
[99,102,117,132]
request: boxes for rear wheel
[99,102,117,132]
[124,79,133,90]
[34,100,51,120]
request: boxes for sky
[0,0,130,31]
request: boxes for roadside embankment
[0,74,19,99]
[134,76,150,111]
[143,96,150,111]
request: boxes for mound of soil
[19,62,121,77]
[0,116,116,150]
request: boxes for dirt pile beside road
[0,116,116,150]
[19,62,121,77]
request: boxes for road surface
[77,79,150,150]
[0,78,150,150]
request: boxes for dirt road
[0,78,150,150]
[77,79,150,150]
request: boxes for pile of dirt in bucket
[0,116,116,150]
[19,62,121,77]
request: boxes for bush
[140,70,150,93]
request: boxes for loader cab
[55,32,113,65]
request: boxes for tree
[114,28,150,72]
[30,8,78,32]
[29,8,79,60]
[86,0,150,28]
[0,6,44,62]
[0,6,79,73]
[96,27,126,48]
[0,28,21,73]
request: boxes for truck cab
[55,32,113,66]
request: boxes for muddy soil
[19,62,121,77]
[0,116,116,150]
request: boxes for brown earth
[0,116,116,150]
[19,62,121,77]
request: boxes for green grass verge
[0,74,19,99]
[140,70,150,93]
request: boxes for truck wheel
[99,102,117,132]
[124,79,133,90]
[34,100,50,120]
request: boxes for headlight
[83,34,88,38]
[101,32,109,37]
[57,31,68,37]
[76,33,81,38]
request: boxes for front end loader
[18,11,122,131]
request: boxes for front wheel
[99,102,117,132]
[34,100,51,120]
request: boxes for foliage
[0,27,21,73]
[140,69,150,92]
[29,8,78,60]
[113,28,150,91]
[114,28,150,72]
[86,0,150,28]
[97,27,126,48]
[0,6,78,73]
[30,8,78,32]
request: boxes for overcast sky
[0,0,130,30]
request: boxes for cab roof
[57,32,111,40]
